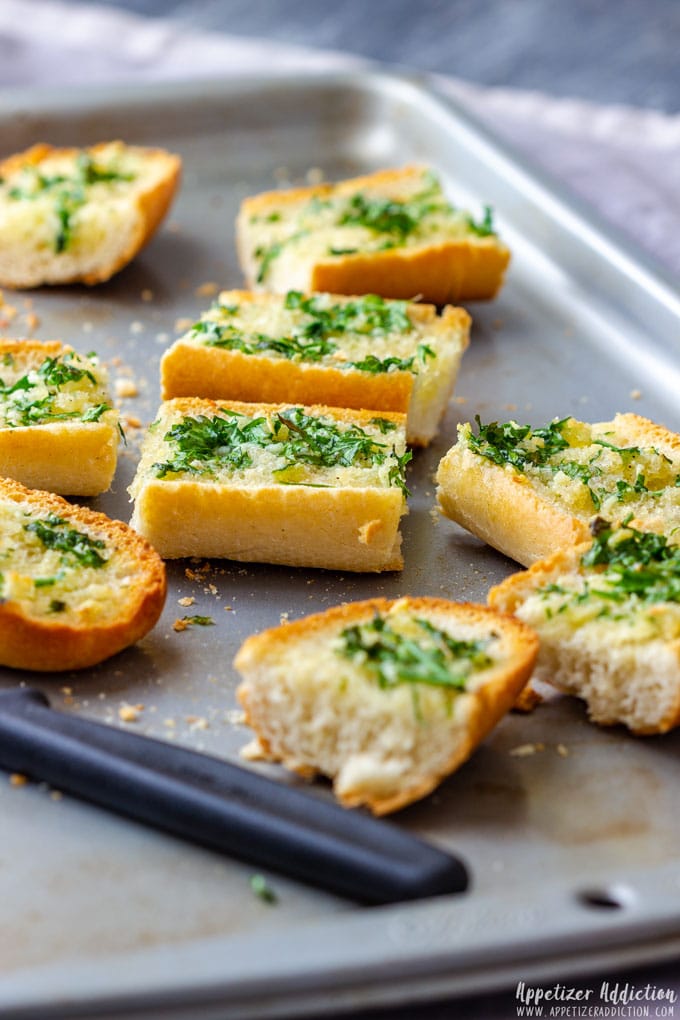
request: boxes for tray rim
[1,67,680,1018]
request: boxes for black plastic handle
[0,687,468,904]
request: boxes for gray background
[88,0,680,111]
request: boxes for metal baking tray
[1,71,680,1020]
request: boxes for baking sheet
[1,71,680,1019]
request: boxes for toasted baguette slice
[0,477,166,671]
[236,165,510,304]
[0,141,181,288]
[0,339,119,495]
[437,412,680,566]
[161,290,470,446]
[489,521,680,735]
[235,596,538,814]
[129,398,409,571]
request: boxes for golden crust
[0,142,181,288]
[436,441,590,567]
[235,597,538,814]
[0,338,118,495]
[0,477,166,672]
[309,240,509,305]
[236,165,510,303]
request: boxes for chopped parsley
[465,205,496,237]
[253,229,308,283]
[180,615,214,627]
[338,613,493,691]
[465,416,674,513]
[250,874,277,904]
[190,293,429,376]
[4,150,135,253]
[581,519,680,605]
[536,519,680,619]
[0,351,110,427]
[24,513,108,569]
[152,407,410,493]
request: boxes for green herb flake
[465,204,496,237]
[250,874,277,904]
[180,615,215,627]
[153,407,407,492]
[338,614,493,693]
[24,513,108,569]
[6,150,135,253]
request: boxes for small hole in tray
[577,885,634,910]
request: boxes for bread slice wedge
[236,165,510,304]
[437,412,680,566]
[0,477,166,671]
[0,338,119,495]
[129,398,409,571]
[489,519,680,735]
[160,290,470,446]
[0,141,181,288]
[235,596,538,814]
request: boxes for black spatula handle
[0,687,468,904]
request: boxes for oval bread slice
[0,141,181,288]
[235,597,538,814]
[0,478,166,671]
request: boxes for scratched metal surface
[0,73,680,1019]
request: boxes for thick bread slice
[0,477,166,671]
[437,412,680,566]
[236,166,510,304]
[235,596,538,814]
[489,522,680,735]
[0,338,118,495]
[161,290,470,446]
[129,398,409,571]
[0,142,181,288]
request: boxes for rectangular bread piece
[436,412,680,566]
[129,398,409,571]
[160,290,470,446]
[489,520,680,735]
[236,165,510,304]
[0,339,119,495]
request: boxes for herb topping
[338,613,493,691]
